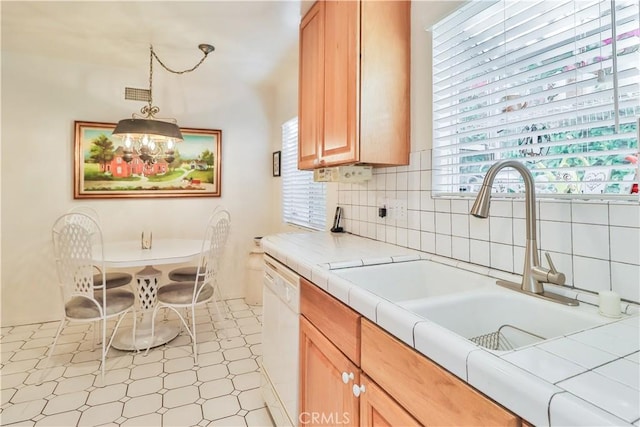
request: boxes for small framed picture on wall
[273,151,281,177]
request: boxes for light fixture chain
[148,44,154,108]
[150,45,210,75]
[113,42,213,165]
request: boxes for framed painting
[273,151,281,177]
[74,121,222,198]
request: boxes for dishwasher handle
[263,255,300,287]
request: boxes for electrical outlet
[395,199,407,221]
[384,198,407,221]
[389,198,407,221]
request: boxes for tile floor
[0,299,275,426]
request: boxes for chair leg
[100,318,107,381]
[168,305,196,356]
[191,305,198,365]
[171,307,193,341]
[105,310,132,354]
[39,319,66,385]
[211,298,223,321]
[131,309,138,352]
[181,308,190,333]
[210,285,227,340]
[92,321,99,349]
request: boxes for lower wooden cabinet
[361,319,522,427]
[359,374,420,427]
[300,279,360,364]
[300,316,359,426]
[299,280,526,427]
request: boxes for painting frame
[74,121,222,199]
[273,150,281,177]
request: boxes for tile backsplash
[338,150,640,304]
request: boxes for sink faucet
[470,160,578,306]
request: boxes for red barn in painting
[103,147,168,177]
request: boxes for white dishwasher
[260,255,299,427]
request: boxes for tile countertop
[262,231,640,427]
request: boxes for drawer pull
[352,384,365,397]
[264,260,277,270]
[341,371,354,384]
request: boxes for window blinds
[432,0,639,197]
[282,117,327,230]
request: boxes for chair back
[68,205,100,221]
[197,210,231,290]
[65,206,101,235]
[52,213,105,302]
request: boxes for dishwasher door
[261,256,300,427]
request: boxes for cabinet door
[360,0,410,165]
[321,0,360,167]
[300,316,359,426]
[299,1,324,170]
[360,374,420,427]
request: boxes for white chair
[166,207,229,323]
[45,212,137,379]
[167,206,222,282]
[146,209,231,364]
[67,206,133,290]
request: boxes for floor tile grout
[1,299,273,427]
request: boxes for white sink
[332,260,494,302]
[333,260,617,352]
[400,288,613,351]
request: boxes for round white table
[99,238,203,351]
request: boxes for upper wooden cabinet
[299,2,324,169]
[298,0,410,170]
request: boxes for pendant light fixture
[113,43,215,164]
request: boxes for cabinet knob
[341,371,354,384]
[352,383,366,397]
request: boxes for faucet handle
[545,252,559,274]
[537,252,565,285]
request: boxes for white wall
[268,42,339,232]
[268,45,299,232]
[335,1,640,305]
[1,50,280,326]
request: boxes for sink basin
[333,259,616,352]
[332,260,494,302]
[399,288,613,351]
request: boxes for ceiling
[1,1,308,85]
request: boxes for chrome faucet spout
[470,160,577,306]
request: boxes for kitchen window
[281,117,327,230]
[431,0,639,198]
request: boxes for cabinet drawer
[300,278,361,365]
[361,319,521,426]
